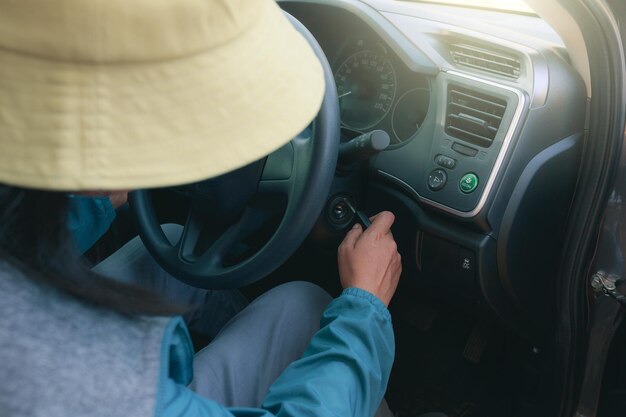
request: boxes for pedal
[462,320,491,363]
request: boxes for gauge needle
[338,91,352,99]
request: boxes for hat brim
[0,1,325,191]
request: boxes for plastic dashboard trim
[377,69,528,219]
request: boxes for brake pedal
[462,320,491,363]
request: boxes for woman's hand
[337,211,402,307]
[77,190,128,208]
[107,191,128,209]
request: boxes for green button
[460,173,479,193]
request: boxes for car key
[344,199,372,229]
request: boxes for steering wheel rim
[130,13,339,289]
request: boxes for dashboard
[280,0,587,338]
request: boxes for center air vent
[450,43,521,79]
[445,85,507,148]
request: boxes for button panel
[435,154,456,169]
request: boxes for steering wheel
[130,13,339,289]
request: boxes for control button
[458,248,476,285]
[435,154,457,169]
[460,173,479,193]
[458,248,476,276]
[428,169,448,191]
[452,142,478,157]
[459,249,475,274]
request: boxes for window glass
[401,0,533,14]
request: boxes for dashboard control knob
[428,169,448,191]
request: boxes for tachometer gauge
[334,51,397,131]
[392,88,430,143]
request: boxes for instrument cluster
[333,39,431,144]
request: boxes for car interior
[86,1,626,416]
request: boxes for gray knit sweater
[0,261,170,417]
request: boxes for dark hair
[0,185,182,316]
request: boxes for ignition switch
[327,195,356,226]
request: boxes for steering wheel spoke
[259,129,313,196]
[197,207,273,268]
[176,207,208,263]
[258,178,291,196]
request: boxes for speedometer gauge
[334,51,397,131]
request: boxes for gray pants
[94,224,332,407]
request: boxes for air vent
[450,43,521,79]
[445,85,507,148]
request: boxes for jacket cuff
[341,287,391,323]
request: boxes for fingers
[364,211,395,238]
[108,191,129,209]
[340,223,363,249]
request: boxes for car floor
[386,295,542,417]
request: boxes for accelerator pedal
[462,320,492,363]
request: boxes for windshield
[406,0,534,14]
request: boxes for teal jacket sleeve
[67,195,117,253]
[158,288,394,417]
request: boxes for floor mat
[386,308,528,417]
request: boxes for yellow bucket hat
[0,0,324,191]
